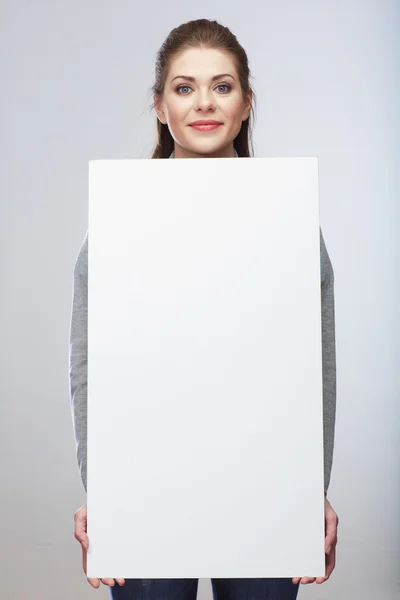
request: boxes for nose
[194,89,216,112]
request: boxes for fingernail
[326,545,332,554]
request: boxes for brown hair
[150,19,256,158]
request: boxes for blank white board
[87,157,325,579]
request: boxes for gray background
[2,1,399,599]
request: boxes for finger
[325,530,337,553]
[75,531,89,549]
[82,544,101,588]
[115,579,126,586]
[101,578,115,587]
[324,546,336,580]
[325,510,338,552]
[74,511,88,548]
[300,577,316,584]
[75,531,89,550]
[74,504,86,519]
[74,505,87,528]
[325,534,338,557]
[292,577,316,585]
[316,545,336,583]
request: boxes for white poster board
[87,157,325,579]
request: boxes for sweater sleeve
[69,232,88,492]
[319,228,337,494]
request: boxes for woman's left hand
[292,495,339,585]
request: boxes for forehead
[168,47,237,78]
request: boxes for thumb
[82,542,100,589]
[74,507,89,550]
[325,505,337,553]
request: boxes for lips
[190,120,222,126]
[189,120,222,131]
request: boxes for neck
[173,143,237,159]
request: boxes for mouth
[189,120,223,131]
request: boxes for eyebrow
[171,73,236,83]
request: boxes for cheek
[166,99,188,126]
[223,98,246,122]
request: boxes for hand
[74,503,126,589]
[292,495,338,586]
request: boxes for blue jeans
[110,578,300,600]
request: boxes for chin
[182,140,230,156]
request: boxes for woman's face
[154,47,252,159]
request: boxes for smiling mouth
[189,123,222,131]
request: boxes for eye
[176,85,192,95]
[215,84,231,93]
[176,83,232,95]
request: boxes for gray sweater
[69,222,336,496]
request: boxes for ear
[242,90,253,122]
[154,93,167,125]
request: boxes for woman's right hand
[74,503,126,589]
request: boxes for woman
[70,18,338,600]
